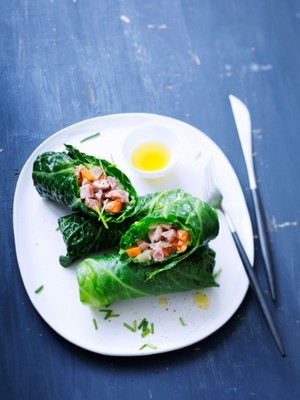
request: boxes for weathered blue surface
[1,1,300,399]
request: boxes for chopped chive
[55,226,60,231]
[80,132,101,143]
[99,309,111,319]
[179,317,186,326]
[138,318,147,330]
[146,343,157,350]
[142,321,149,331]
[108,314,120,318]
[99,309,119,320]
[110,154,115,165]
[104,310,112,319]
[141,328,151,338]
[213,267,222,279]
[123,322,135,332]
[98,158,106,178]
[133,320,137,331]
[139,343,157,351]
[151,322,154,334]
[94,205,109,229]
[93,318,98,330]
[34,285,44,294]
[99,309,112,313]
[123,320,137,332]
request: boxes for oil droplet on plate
[159,297,168,308]
[194,292,210,309]
[131,142,170,171]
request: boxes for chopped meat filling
[126,224,191,263]
[77,165,129,213]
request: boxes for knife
[229,95,276,301]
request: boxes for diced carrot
[106,200,123,213]
[172,239,188,253]
[176,230,190,242]
[81,168,95,181]
[162,246,175,257]
[126,246,142,258]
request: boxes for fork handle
[230,229,286,356]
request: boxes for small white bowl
[122,124,180,179]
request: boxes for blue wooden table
[1,1,300,399]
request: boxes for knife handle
[251,188,276,301]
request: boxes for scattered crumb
[189,51,201,65]
[249,63,273,72]
[120,15,131,24]
[253,128,263,139]
[89,85,96,105]
[271,217,298,231]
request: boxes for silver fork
[202,158,285,356]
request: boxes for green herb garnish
[94,204,109,229]
[80,132,101,143]
[150,322,154,334]
[99,309,119,319]
[34,285,44,294]
[138,318,147,330]
[123,321,137,332]
[93,318,98,330]
[141,328,151,338]
[139,343,157,351]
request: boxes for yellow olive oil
[193,292,210,309]
[159,297,168,308]
[131,142,170,171]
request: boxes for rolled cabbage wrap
[58,189,195,267]
[32,144,139,225]
[119,196,219,277]
[77,246,218,307]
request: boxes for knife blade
[229,95,276,301]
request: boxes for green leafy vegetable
[76,246,218,307]
[32,144,139,223]
[58,213,133,267]
[119,196,219,277]
[57,190,195,267]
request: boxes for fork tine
[201,157,222,209]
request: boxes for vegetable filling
[126,224,191,263]
[76,165,129,213]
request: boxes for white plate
[13,113,253,356]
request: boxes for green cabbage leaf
[119,196,219,277]
[77,246,218,307]
[32,144,139,223]
[58,189,196,267]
